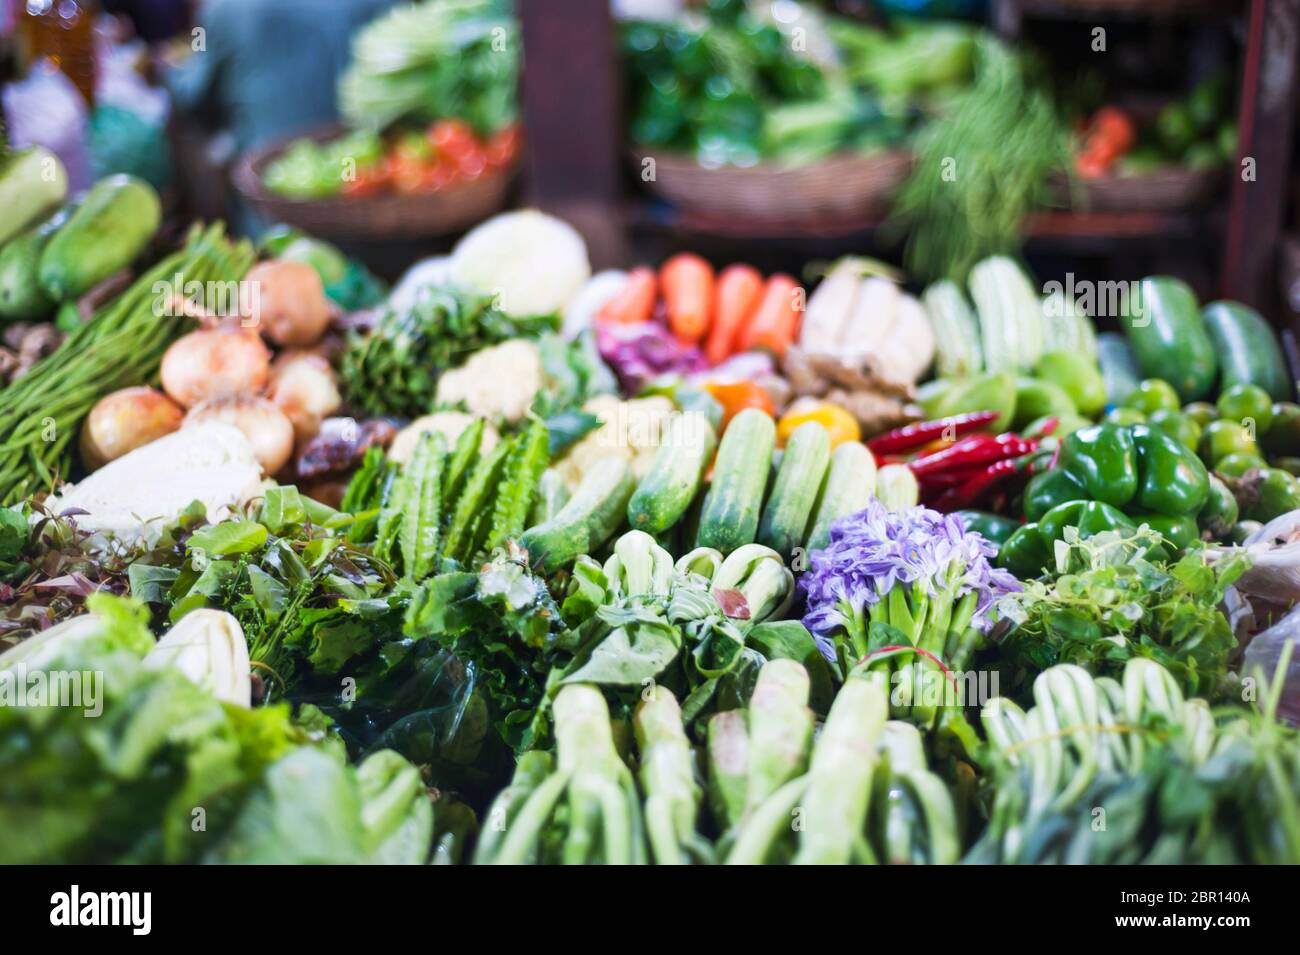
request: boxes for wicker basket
[232,128,515,241]
[1053,165,1223,212]
[632,147,911,223]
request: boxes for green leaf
[187,521,268,557]
[260,486,307,534]
[128,564,180,604]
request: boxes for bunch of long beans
[0,223,254,505]
[892,37,1070,283]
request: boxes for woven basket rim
[628,144,912,175]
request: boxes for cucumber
[758,421,831,558]
[1202,301,1292,401]
[0,204,74,320]
[39,174,161,300]
[1097,332,1141,406]
[627,411,717,534]
[1123,277,1217,402]
[520,456,636,572]
[805,441,877,552]
[695,408,776,555]
[0,146,67,246]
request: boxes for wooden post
[519,0,627,269]
[1220,0,1300,320]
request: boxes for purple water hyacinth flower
[800,499,1020,657]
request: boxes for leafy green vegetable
[995,527,1247,697]
[340,284,556,418]
[892,37,1070,282]
[339,0,518,136]
[0,593,434,864]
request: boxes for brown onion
[79,386,184,470]
[267,352,341,441]
[183,395,295,475]
[161,325,271,408]
[241,260,332,347]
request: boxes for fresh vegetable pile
[262,0,519,201]
[3,192,1298,867]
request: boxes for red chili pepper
[934,457,1022,511]
[909,433,1038,477]
[867,411,1000,455]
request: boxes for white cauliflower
[555,394,675,491]
[434,338,542,425]
[389,411,500,465]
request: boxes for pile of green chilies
[0,223,255,505]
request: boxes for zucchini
[0,146,67,246]
[1097,332,1141,406]
[0,221,54,320]
[805,440,876,552]
[758,421,831,558]
[520,456,636,572]
[695,408,776,555]
[1123,276,1217,402]
[1202,301,1292,401]
[921,279,982,379]
[627,411,717,534]
[39,174,161,300]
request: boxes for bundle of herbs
[339,284,556,418]
[892,37,1071,283]
[994,526,1247,699]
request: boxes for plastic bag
[2,59,94,192]
[1242,603,1300,724]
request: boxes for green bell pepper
[998,522,1053,579]
[1022,468,1086,522]
[1128,512,1200,551]
[955,510,1020,548]
[1130,424,1209,516]
[1059,424,1138,508]
[1038,499,1136,547]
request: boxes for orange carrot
[598,267,657,325]
[736,274,802,357]
[660,253,714,345]
[705,263,764,365]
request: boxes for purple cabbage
[596,321,709,393]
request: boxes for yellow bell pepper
[777,400,860,448]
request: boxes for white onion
[184,395,295,475]
[241,259,332,347]
[79,386,183,470]
[267,352,341,441]
[160,325,271,408]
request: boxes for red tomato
[430,120,476,160]
[486,126,521,168]
[456,148,487,181]
[420,161,457,192]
